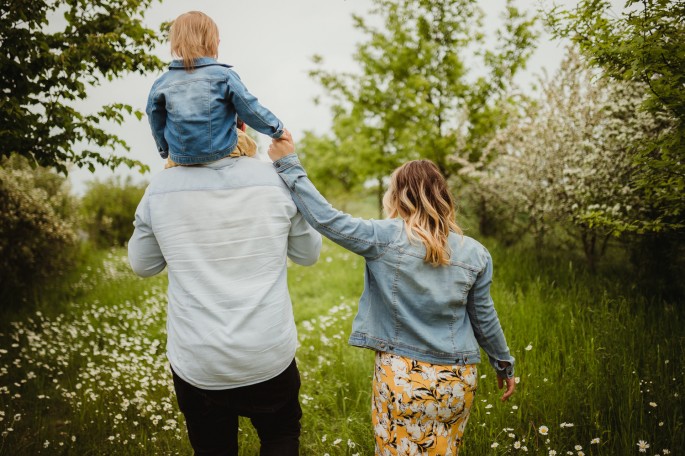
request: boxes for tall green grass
[0,239,682,455]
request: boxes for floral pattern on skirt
[372,351,478,456]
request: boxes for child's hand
[268,130,295,162]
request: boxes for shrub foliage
[0,155,78,294]
[80,176,147,248]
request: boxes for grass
[0,238,683,455]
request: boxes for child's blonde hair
[169,11,219,71]
[383,160,462,266]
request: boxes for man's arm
[287,211,322,266]
[128,191,166,277]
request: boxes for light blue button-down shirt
[128,156,321,389]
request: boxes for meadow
[0,237,683,455]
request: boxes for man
[128,134,321,456]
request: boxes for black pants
[172,359,302,456]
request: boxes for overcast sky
[67,0,624,194]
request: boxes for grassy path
[0,241,683,455]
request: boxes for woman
[269,132,515,455]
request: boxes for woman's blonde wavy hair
[169,11,219,71]
[383,160,462,266]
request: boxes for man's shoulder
[235,158,293,192]
[145,158,287,195]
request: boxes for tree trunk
[478,196,494,236]
[581,229,597,273]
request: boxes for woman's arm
[466,247,516,400]
[268,133,393,259]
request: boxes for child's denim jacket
[274,154,515,378]
[146,57,283,165]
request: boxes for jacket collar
[169,57,233,70]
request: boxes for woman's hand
[498,376,516,401]
[268,130,295,161]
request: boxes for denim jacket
[146,58,284,165]
[274,154,515,378]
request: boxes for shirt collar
[202,156,239,169]
[168,57,233,69]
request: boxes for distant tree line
[301,0,684,285]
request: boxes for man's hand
[498,376,516,401]
[268,129,295,162]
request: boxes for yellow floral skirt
[372,352,478,456]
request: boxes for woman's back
[346,219,497,365]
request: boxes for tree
[463,49,670,270]
[307,0,538,215]
[298,129,371,207]
[547,0,685,235]
[0,0,165,174]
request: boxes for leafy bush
[80,176,147,248]
[0,155,79,296]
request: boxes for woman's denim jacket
[274,154,515,378]
[146,58,283,165]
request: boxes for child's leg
[165,130,257,167]
[229,130,257,158]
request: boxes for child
[163,119,257,168]
[146,11,283,167]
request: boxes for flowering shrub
[0,155,78,297]
[460,48,672,269]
